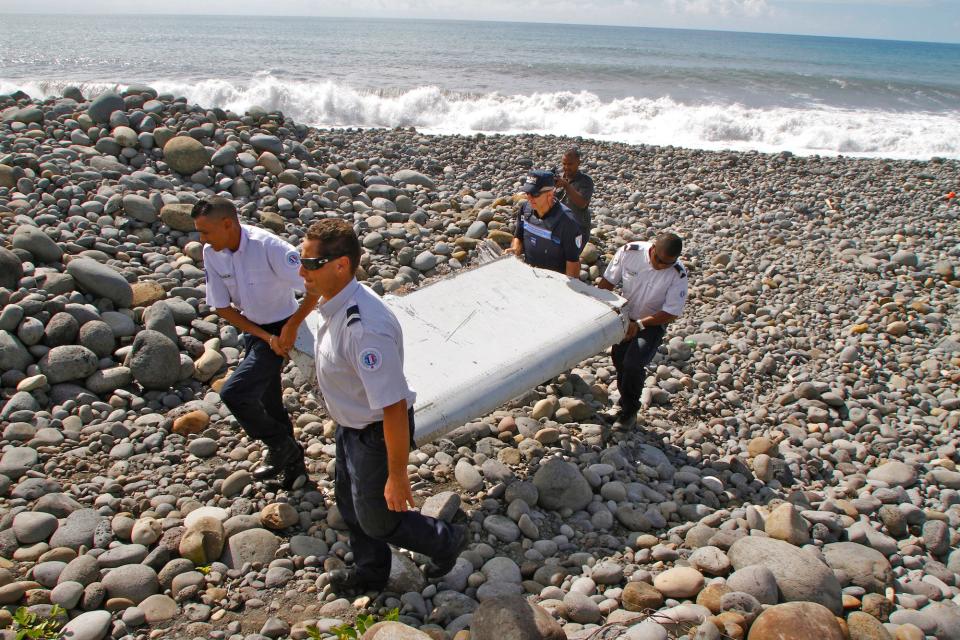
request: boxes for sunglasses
[300,254,344,271]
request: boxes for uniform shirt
[603,241,688,320]
[203,224,304,325]
[514,201,582,274]
[557,170,594,233]
[313,278,417,429]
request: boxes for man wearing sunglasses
[509,170,582,278]
[192,197,316,489]
[299,219,467,595]
[598,232,688,431]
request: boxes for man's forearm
[215,307,271,342]
[639,310,677,326]
[287,293,320,328]
[564,184,588,209]
[565,261,581,278]
[382,400,410,478]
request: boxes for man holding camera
[598,232,688,430]
[509,170,582,277]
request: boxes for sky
[2,0,959,44]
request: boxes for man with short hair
[299,219,467,594]
[598,232,689,430]
[509,170,582,278]
[192,197,315,488]
[555,147,594,250]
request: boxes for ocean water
[2,15,959,159]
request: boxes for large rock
[0,330,32,372]
[48,509,105,550]
[867,460,917,487]
[361,622,432,640]
[250,134,283,154]
[728,536,842,614]
[747,602,844,640]
[222,528,280,568]
[66,259,133,308]
[127,330,180,390]
[163,136,210,174]
[470,595,565,640]
[160,204,196,232]
[764,503,811,546]
[121,194,157,223]
[533,457,593,511]
[12,226,63,263]
[39,345,98,384]
[87,92,124,123]
[0,247,22,289]
[822,542,893,594]
[392,169,436,190]
[59,609,112,640]
[0,163,25,189]
[101,564,159,604]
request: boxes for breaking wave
[4,77,959,160]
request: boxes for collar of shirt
[528,202,564,228]
[319,278,360,320]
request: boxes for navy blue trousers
[219,318,294,447]
[611,324,666,415]
[335,410,459,585]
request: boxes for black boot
[280,443,308,490]
[252,436,301,481]
[328,568,386,595]
[425,524,470,579]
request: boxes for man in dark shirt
[555,147,594,250]
[509,170,582,277]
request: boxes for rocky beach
[0,85,958,640]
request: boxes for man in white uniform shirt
[598,232,688,430]
[299,218,467,594]
[192,197,317,489]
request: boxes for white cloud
[667,0,769,16]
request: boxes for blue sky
[2,0,959,43]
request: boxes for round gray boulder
[87,92,125,124]
[78,320,115,358]
[39,345,98,384]
[0,247,22,289]
[128,330,180,390]
[102,564,159,604]
[0,330,33,372]
[163,136,210,174]
[66,259,133,308]
[12,226,63,263]
[533,457,593,512]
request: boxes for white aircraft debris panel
[293,256,627,445]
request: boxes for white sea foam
[4,77,959,160]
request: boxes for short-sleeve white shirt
[603,241,688,320]
[202,224,304,325]
[313,279,417,429]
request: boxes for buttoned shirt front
[313,278,417,429]
[604,241,688,320]
[203,224,304,325]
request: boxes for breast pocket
[246,268,275,286]
[622,269,637,290]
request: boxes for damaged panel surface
[293,257,627,445]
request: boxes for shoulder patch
[626,243,641,251]
[358,348,382,372]
[286,250,301,267]
[346,304,361,327]
[673,263,687,278]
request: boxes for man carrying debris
[298,219,467,594]
[509,170,583,277]
[598,232,688,430]
[193,197,314,489]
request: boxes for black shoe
[612,410,637,431]
[280,444,308,490]
[253,437,302,481]
[328,568,386,595]
[426,524,470,579]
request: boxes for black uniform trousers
[219,317,294,447]
[335,409,458,585]
[611,324,667,415]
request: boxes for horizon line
[2,12,959,46]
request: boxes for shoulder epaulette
[673,263,687,278]
[346,304,362,326]
[626,242,642,251]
